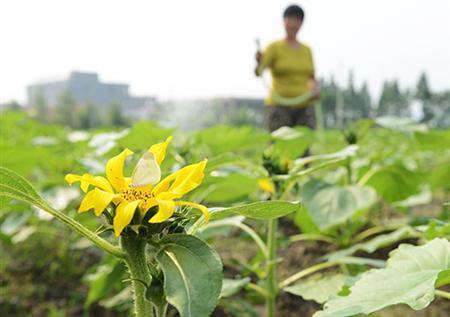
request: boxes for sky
[1,0,449,104]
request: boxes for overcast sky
[1,0,449,103]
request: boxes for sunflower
[65,137,208,236]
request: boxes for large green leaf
[364,165,422,203]
[314,238,450,317]
[284,273,346,304]
[202,173,258,204]
[306,185,376,230]
[155,234,223,317]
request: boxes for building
[27,71,157,119]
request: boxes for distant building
[27,71,157,119]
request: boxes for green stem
[247,282,270,298]
[289,233,336,244]
[121,233,154,317]
[266,218,278,317]
[155,303,168,317]
[345,157,352,184]
[353,223,404,243]
[435,290,450,299]
[278,261,339,289]
[205,220,269,259]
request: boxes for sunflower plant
[0,137,223,317]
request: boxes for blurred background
[1,0,449,128]
[0,1,449,316]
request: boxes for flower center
[120,187,153,201]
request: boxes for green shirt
[257,40,315,107]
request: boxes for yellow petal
[106,148,133,192]
[93,189,119,216]
[153,159,207,199]
[78,190,97,213]
[258,178,275,194]
[175,200,210,224]
[149,136,173,165]
[65,173,113,193]
[148,199,175,223]
[113,200,140,237]
[140,198,158,214]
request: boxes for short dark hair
[283,5,304,21]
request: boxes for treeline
[33,91,129,129]
[320,72,450,128]
[2,72,449,129]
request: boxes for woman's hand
[309,79,320,100]
[254,51,263,76]
[255,51,262,63]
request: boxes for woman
[255,4,319,132]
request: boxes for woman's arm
[254,43,275,77]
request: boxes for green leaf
[202,173,258,204]
[218,201,299,220]
[326,227,417,260]
[220,277,251,298]
[364,165,422,203]
[155,234,223,317]
[294,204,320,234]
[314,238,450,317]
[0,167,46,207]
[284,274,346,304]
[375,116,427,132]
[306,185,376,230]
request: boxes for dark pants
[266,105,316,132]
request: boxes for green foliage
[0,167,47,207]
[220,277,251,298]
[301,180,376,230]
[284,273,347,304]
[1,112,449,316]
[155,234,223,317]
[315,238,450,317]
[326,226,417,260]
[84,257,126,307]
[364,164,422,203]
[214,201,299,220]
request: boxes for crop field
[1,110,449,317]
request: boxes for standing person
[255,4,319,132]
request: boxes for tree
[416,72,432,101]
[416,72,433,122]
[359,83,372,118]
[78,101,100,129]
[377,80,409,117]
[56,91,76,127]
[319,77,338,128]
[34,92,48,122]
[4,100,22,112]
[108,102,127,126]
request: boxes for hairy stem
[121,233,154,317]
